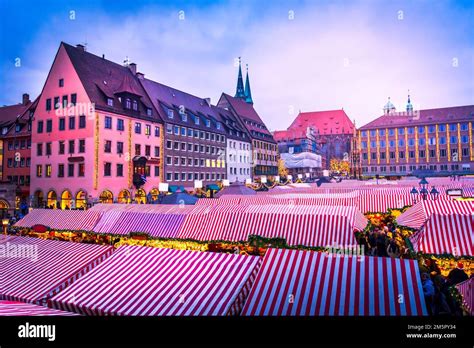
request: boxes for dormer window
[15,124,21,133]
[182,113,187,122]
[216,122,221,130]
[167,109,174,119]
[132,100,138,111]
[146,108,153,116]
[2,127,8,135]
[195,117,200,125]
[107,98,114,107]
[205,119,211,127]
[125,98,131,109]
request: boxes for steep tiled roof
[140,78,229,135]
[0,104,30,128]
[62,43,157,121]
[359,105,474,130]
[288,109,354,135]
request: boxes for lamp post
[419,177,429,200]
[2,218,9,235]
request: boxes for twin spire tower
[234,57,253,104]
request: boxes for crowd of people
[420,259,469,315]
[356,222,409,258]
[357,214,471,316]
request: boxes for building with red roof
[276,109,354,169]
[0,94,36,216]
[357,95,474,177]
[31,42,164,209]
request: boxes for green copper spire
[244,64,253,104]
[234,57,246,99]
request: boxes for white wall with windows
[226,138,252,183]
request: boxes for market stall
[0,235,113,305]
[178,204,367,247]
[0,300,77,316]
[397,201,474,256]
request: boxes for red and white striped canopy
[456,278,473,315]
[409,214,473,256]
[14,209,101,231]
[0,300,77,316]
[0,235,113,305]
[178,205,366,247]
[49,246,261,316]
[399,201,473,256]
[241,248,427,316]
[103,212,185,237]
[397,200,474,229]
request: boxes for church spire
[406,89,413,114]
[244,64,253,104]
[234,57,246,99]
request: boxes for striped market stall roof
[178,205,366,247]
[241,248,427,316]
[14,209,101,231]
[397,200,474,229]
[89,203,208,214]
[0,236,113,305]
[0,301,78,316]
[105,212,185,238]
[409,214,473,256]
[49,246,261,316]
[456,278,473,315]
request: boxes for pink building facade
[31,43,163,209]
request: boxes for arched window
[99,190,113,204]
[135,188,146,204]
[76,191,87,209]
[47,190,57,209]
[34,190,44,208]
[61,190,72,210]
[118,190,131,204]
[150,188,159,202]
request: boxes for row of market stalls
[13,195,473,257]
[14,203,367,248]
[1,236,430,316]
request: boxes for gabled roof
[359,105,474,130]
[288,109,354,135]
[140,78,229,135]
[61,42,157,121]
[0,104,30,128]
[0,97,37,138]
[218,93,275,143]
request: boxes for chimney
[136,72,145,79]
[76,44,85,51]
[128,63,137,75]
[22,93,30,105]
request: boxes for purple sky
[1,0,473,130]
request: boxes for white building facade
[226,138,252,183]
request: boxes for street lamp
[420,187,429,200]
[2,218,9,235]
[430,186,439,200]
[419,177,429,201]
